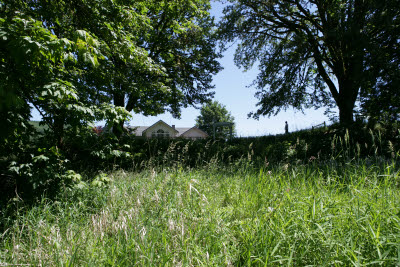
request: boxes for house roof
[130,126,148,136]
[175,127,191,136]
[129,120,208,137]
[142,120,179,134]
[130,127,192,137]
[178,127,209,137]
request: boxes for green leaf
[82,52,97,66]
[75,30,88,41]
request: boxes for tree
[219,0,399,125]
[195,101,235,138]
[117,0,222,131]
[0,2,133,199]
[29,0,222,136]
[109,0,223,135]
[1,0,222,139]
[0,0,133,147]
[360,0,400,122]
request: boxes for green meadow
[2,156,400,266]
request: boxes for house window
[150,128,171,138]
[156,129,170,138]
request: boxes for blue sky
[31,0,334,136]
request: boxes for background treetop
[195,100,235,138]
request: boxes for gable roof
[142,120,179,134]
[175,127,191,136]
[178,126,209,137]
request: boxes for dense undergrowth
[67,122,400,173]
[1,121,399,205]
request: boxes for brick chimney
[172,125,175,130]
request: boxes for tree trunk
[336,78,359,126]
[338,100,354,126]
[113,92,125,138]
[53,113,65,149]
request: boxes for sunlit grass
[1,159,400,266]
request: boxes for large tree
[44,0,221,136]
[219,0,398,125]
[110,0,223,134]
[1,0,222,141]
[0,1,127,148]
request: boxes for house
[131,120,209,140]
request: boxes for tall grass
[2,158,400,265]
